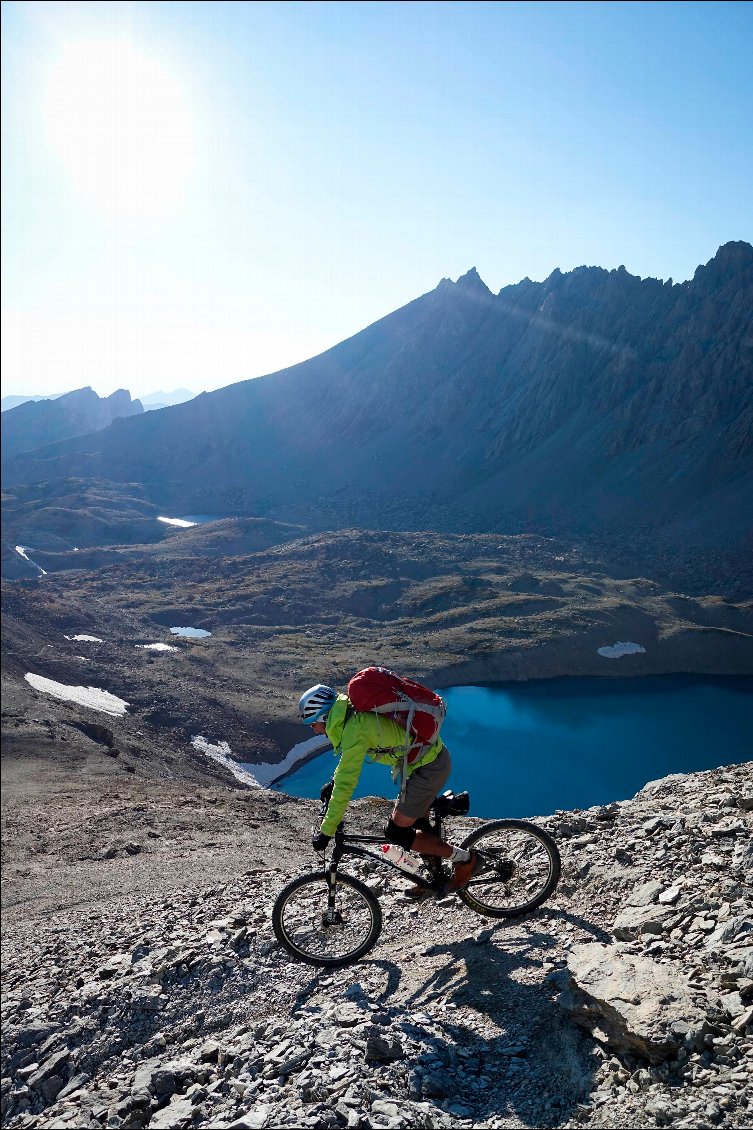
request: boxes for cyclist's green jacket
[320,694,443,836]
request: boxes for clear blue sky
[2,0,751,399]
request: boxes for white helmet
[298,684,337,724]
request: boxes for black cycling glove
[311,831,331,852]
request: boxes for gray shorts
[395,746,452,819]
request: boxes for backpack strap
[369,700,445,721]
[396,704,416,803]
[364,699,444,800]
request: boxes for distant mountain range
[3,243,751,559]
[137,389,196,411]
[1,387,143,460]
[2,388,196,413]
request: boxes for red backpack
[347,667,446,753]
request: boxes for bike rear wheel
[272,871,383,967]
[458,819,561,918]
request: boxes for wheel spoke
[273,872,382,966]
[459,820,560,918]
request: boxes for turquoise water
[276,676,753,818]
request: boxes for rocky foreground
[1,761,751,1130]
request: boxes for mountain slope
[2,691,752,1130]
[1,387,143,460]
[1,394,60,412]
[3,244,751,555]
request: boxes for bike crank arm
[463,857,515,888]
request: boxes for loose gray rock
[560,941,710,1062]
[2,759,751,1130]
[706,913,753,950]
[612,902,673,939]
[148,1096,195,1128]
[365,1033,404,1062]
[56,1071,90,1100]
[227,1107,272,1129]
[371,1098,402,1119]
[627,880,663,907]
[26,1048,70,1090]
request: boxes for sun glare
[43,37,194,216]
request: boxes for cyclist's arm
[320,722,367,836]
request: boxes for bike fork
[324,862,339,925]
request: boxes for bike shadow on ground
[290,913,600,1127]
[391,915,598,1128]
[291,958,403,1013]
[540,906,612,943]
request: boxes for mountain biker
[298,683,481,893]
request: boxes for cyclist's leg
[394,747,481,891]
[392,748,452,859]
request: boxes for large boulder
[558,942,709,1062]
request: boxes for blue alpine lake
[275,675,753,818]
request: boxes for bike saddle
[432,789,470,817]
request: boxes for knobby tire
[458,819,561,918]
[272,870,383,967]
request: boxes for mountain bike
[272,785,561,966]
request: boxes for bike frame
[323,822,448,916]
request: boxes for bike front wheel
[272,871,383,967]
[458,819,561,918]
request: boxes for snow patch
[65,634,103,643]
[24,674,128,715]
[157,516,197,528]
[191,732,330,788]
[259,733,332,785]
[597,641,647,659]
[136,642,180,652]
[191,737,261,787]
[15,546,47,575]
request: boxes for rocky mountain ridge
[1,395,60,413]
[3,243,751,561]
[1,388,143,462]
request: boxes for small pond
[169,626,211,638]
[277,675,753,818]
